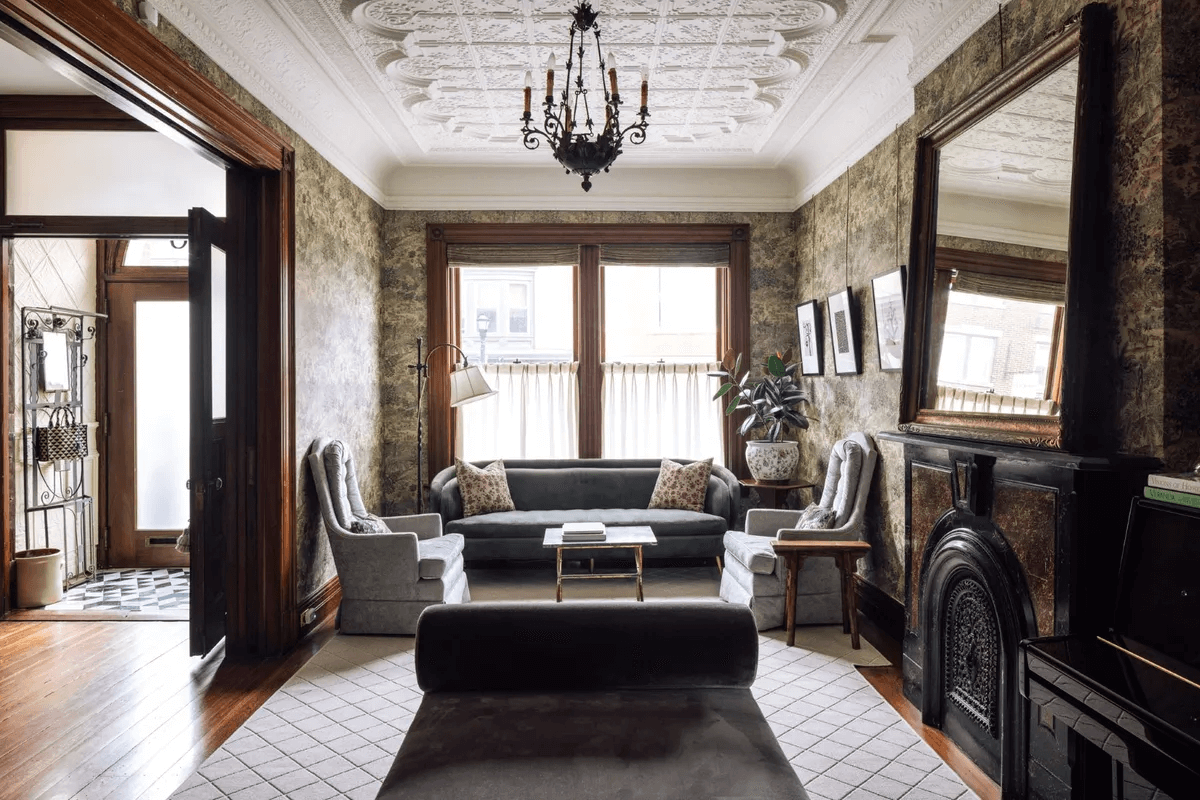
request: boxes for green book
[1144,485,1200,509]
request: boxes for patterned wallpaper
[378,210,796,514]
[110,0,384,601]
[795,0,1190,603]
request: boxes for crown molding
[938,221,1068,252]
[793,90,914,207]
[153,0,390,204]
[908,0,1007,84]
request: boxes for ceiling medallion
[519,2,649,192]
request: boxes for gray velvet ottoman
[375,601,809,800]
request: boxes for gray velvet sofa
[374,601,809,800]
[428,458,740,561]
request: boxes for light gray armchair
[720,432,877,630]
[308,438,469,634]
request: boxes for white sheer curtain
[458,362,579,461]
[602,362,724,465]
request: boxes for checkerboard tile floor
[43,567,189,613]
[170,568,975,800]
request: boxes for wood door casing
[105,280,189,568]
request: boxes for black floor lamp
[410,336,497,513]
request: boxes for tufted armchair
[719,432,877,630]
[308,438,470,634]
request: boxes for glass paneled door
[105,282,190,568]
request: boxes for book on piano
[561,522,606,541]
[1147,470,1200,495]
[1144,485,1200,509]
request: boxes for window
[604,266,717,362]
[123,238,189,267]
[938,330,997,388]
[426,225,750,479]
[459,266,572,363]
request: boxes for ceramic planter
[745,440,798,483]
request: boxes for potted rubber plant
[710,348,812,483]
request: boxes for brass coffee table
[543,526,658,601]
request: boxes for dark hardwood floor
[0,618,334,800]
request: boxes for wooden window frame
[425,223,750,483]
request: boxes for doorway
[103,239,190,570]
[8,236,193,620]
[1,0,298,658]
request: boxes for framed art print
[827,287,860,375]
[795,300,823,376]
[870,266,906,371]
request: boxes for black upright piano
[1020,498,1200,799]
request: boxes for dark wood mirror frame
[899,3,1113,451]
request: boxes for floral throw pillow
[456,458,516,517]
[797,503,837,530]
[648,458,713,513]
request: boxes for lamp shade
[448,364,497,407]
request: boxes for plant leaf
[713,384,735,401]
[767,354,785,377]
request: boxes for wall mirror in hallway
[900,5,1112,450]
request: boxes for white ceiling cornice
[151,0,1005,211]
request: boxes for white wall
[5,130,225,217]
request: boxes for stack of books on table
[561,522,606,542]
[1144,471,1200,509]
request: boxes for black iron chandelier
[520,1,649,192]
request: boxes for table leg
[846,556,861,650]
[839,555,851,634]
[635,546,644,602]
[784,553,798,646]
[556,547,563,602]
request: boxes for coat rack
[20,305,106,587]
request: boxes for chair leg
[715,555,723,574]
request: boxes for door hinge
[102,412,109,437]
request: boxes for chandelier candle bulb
[607,51,618,98]
[523,71,533,116]
[640,65,649,108]
[546,54,556,100]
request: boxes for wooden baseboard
[298,576,341,638]
[855,575,905,646]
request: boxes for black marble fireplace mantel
[878,431,1158,800]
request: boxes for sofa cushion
[648,458,713,512]
[446,508,728,540]
[723,531,778,575]
[417,533,465,579]
[456,458,516,517]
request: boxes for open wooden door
[189,208,228,657]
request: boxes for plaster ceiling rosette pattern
[939,58,1079,206]
[144,0,1014,208]
[337,0,858,154]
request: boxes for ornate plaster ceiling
[148,0,1010,210]
[939,57,1079,208]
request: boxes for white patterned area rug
[170,619,975,800]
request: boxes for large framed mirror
[899,4,1112,450]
